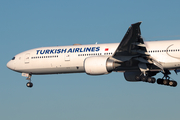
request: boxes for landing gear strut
[26,74,33,88]
[157,70,177,87]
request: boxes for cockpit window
[12,57,15,60]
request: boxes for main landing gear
[135,75,156,83]
[26,74,33,88]
[157,79,177,87]
[156,70,177,87]
[135,70,177,87]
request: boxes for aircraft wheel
[147,77,156,83]
[163,79,169,85]
[141,76,147,82]
[147,77,152,83]
[169,80,177,87]
[151,77,156,83]
[26,82,33,88]
[135,75,141,81]
[157,78,163,85]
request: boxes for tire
[163,79,169,85]
[157,78,163,84]
[151,77,156,83]
[169,80,177,87]
[147,77,152,83]
[169,81,174,86]
[26,82,33,88]
[135,75,141,81]
[141,76,147,82]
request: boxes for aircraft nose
[7,61,14,70]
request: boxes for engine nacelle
[84,56,117,75]
[124,71,141,82]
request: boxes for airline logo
[105,48,109,51]
[36,47,100,55]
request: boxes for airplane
[7,22,180,88]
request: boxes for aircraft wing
[113,22,146,57]
[111,22,164,73]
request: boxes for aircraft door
[24,53,30,64]
[64,53,70,61]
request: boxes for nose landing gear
[26,74,33,88]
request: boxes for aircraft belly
[161,62,180,69]
[19,66,85,74]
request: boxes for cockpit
[12,57,15,60]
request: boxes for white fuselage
[7,40,180,75]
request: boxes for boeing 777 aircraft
[7,22,180,88]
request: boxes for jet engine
[84,56,120,75]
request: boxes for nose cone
[7,61,14,70]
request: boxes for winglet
[131,21,142,26]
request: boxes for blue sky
[1,0,180,120]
